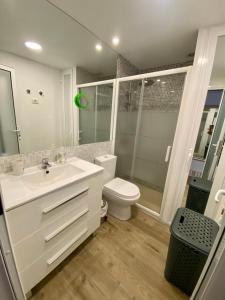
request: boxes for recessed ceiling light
[162,81,166,84]
[95,43,102,51]
[112,36,120,46]
[156,79,161,82]
[25,41,42,51]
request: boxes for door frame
[188,24,225,222]
[161,24,225,224]
[0,64,21,153]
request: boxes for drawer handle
[43,187,89,214]
[46,228,88,265]
[44,208,89,242]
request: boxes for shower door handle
[165,146,172,163]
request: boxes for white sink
[22,164,84,188]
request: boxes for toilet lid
[103,177,140,200]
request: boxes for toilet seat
[103,177,140,201]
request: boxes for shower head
[144,79,154,86]
[138,79,155,86]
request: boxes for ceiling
[0,0,117,75]
[49,0,225,69]
[1,0,225,76]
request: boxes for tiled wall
[117,54,193,79]
[116,55,139,78]
[140,60,193,74]
[118,73,186,112]
[0,141,112,174]
[76,66,115,84]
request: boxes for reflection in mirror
[0,0,117,156]
[78,83,113,144]
[183,35,225,222]
[194,90,223,160]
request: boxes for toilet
[95,154,140,220]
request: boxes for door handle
[11,129,20,133]
[165,146,172,162]
[215,189,225,203]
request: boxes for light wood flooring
[31,208,188,300]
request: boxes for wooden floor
[31,209,188,300]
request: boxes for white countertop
[0,157,103,212]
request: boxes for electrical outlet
[32,99,39,104]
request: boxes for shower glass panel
[115,73,186,213]
[79,86,96,144]
[79,83,113,144]
[0,68,19,155]
[115,80,142,178]
[96,84,113,142]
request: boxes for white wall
[0,51,63,153]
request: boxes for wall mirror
[183,34,225,217]
[0,0,117,156]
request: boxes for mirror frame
[75,78,117,147]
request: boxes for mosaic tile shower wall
[116,55,139,78]
[118,73,186,112]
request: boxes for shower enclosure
[114,71,187,214]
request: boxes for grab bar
[215,189,225,203]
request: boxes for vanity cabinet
[4,172,103,294]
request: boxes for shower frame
[112,67,193,222]
[75,79,117,145]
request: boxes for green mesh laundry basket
[164,208,219,295]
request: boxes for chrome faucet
[41,158,51,170]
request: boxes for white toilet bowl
[103,177,140,220]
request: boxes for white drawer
[19,213,100,293]
[7,174,102,244]
[13,205,89,272]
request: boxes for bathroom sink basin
[22,164,84,188]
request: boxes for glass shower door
[0,68,20,155]
[115,73,186,213]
